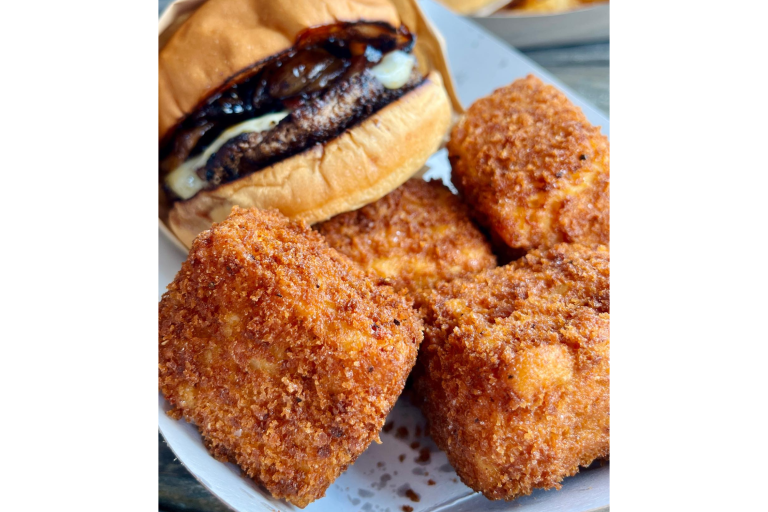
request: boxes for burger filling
[161,23,422,201]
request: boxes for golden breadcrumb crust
[448,75,609,251]
[316,179,496,294]
[158,207,422,508]
[414,243,609,500]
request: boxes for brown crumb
[383,421,394,433]
[395,426,409,439]
[427,479,436,485]
[402,506,414,512]
[415,448,431,464]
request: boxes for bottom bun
[168,71,452,248]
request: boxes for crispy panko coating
[414,243,609,500]
[448,75,609,251]
[316,179,496,293]
[159,207,422,508]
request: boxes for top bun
[159,0,401,141]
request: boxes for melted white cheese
[165,111,289,200]
[371,50,416,90]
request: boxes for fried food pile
[159,74,610,508]
[448,75,609,251]
[158,207,422,508]
[317,179,497,294]
[414,243,610,499]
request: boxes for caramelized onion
[349,41,368,57]
[160,122,214,173]
[294,22,414,54]
[193,89,248,125]
[268,49,345,99]
[303,58,347,94]
[214,91,246,115]
[351,23,395,40]
[250,78,269,112]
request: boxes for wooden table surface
[157,2,609,510]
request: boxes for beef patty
[197,65,423,190]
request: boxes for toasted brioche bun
[159,0,401,141]
[169,71,451,248]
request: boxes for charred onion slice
[268,49,348,99]
[293,22,414,54]
[160,122,214,174]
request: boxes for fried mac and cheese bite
[415,243,609,500]
[316,179,496,293]
[448,75,609,251]
[159,207,423,508]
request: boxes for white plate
[471,3,609,49]
[158,1,610,510]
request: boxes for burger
[159,0,455,247]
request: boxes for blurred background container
[431,0,609,113]
[471,3,609,49]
